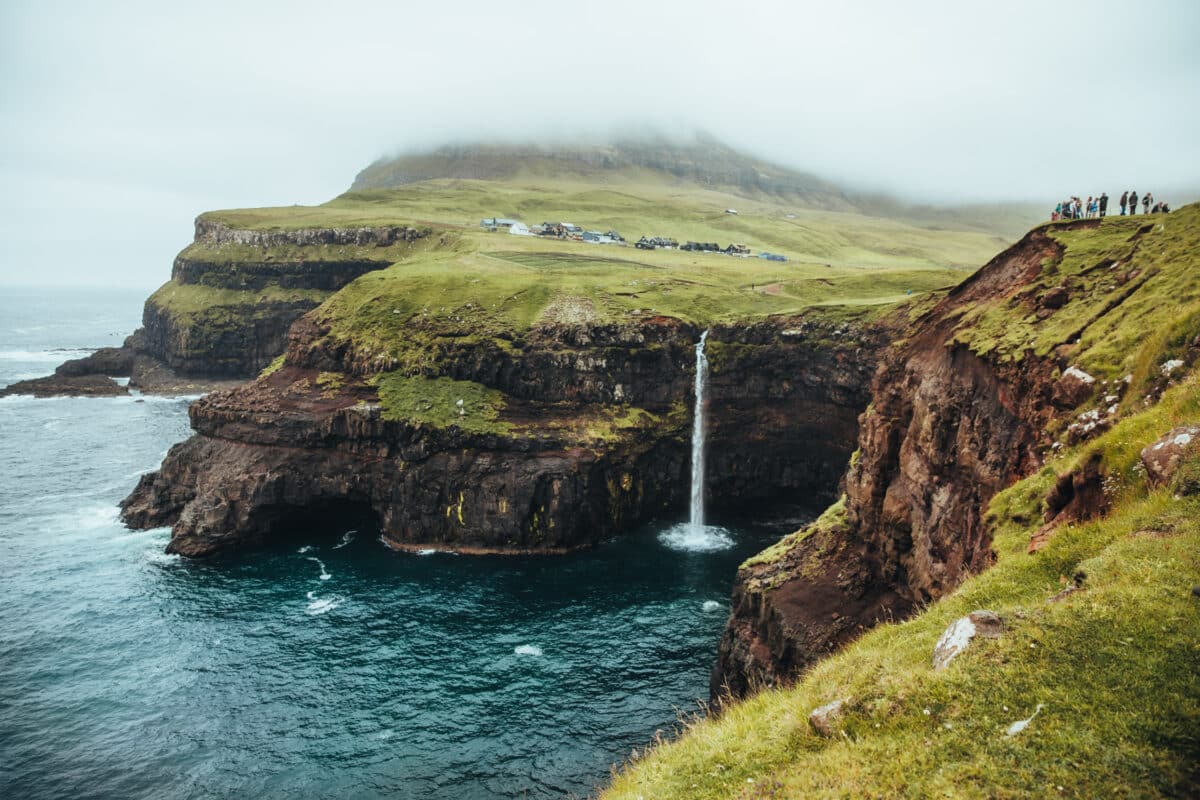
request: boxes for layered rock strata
[122,313,880,556]
[4,220,431,397]
[712,227,1068,700]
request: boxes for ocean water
[0,287,808,799]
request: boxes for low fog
[2,0,1197,287]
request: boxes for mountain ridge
[350,137,1043,240]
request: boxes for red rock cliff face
[712,228,1066,700]
[122,312,881,557]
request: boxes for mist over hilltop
[2,0,1197,286]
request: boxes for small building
[508,222,531,236]
[481,217,520,229]
[724,208,739,215]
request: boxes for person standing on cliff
[1099,192,1109,217]
[1128,191,1139,215]
[1143,192,1153,214]
[1120,191,1128,215]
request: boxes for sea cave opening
[258,496,382,550]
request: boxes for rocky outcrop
[54,346,136,378]
[0,373,128,398]
[122,313,880,556]
[9,220,432,396]
[1141,426,1199,487]
[133,222,430,378]
[137,292,323,378]
[712,227,1068,701]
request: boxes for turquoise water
[0,288,807,798]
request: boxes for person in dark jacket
[1128,191,1139,215]
[1143,192,1153,214]
[1099,193,1108,217]
[1120,191,1128,215]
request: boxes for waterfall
[657,329,732,552]
[689,330,709,531]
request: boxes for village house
[480,217,520,230]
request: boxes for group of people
[1052,191,1171,221]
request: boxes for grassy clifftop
[954,206,1200,384]
[602,206,1200,799]
[201,176,1011,270]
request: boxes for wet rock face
[0,373,128,398]
[54,347,135,378]
[123,417,686,557]
[122,316,880,557]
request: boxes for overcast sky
[2,0,1197,288]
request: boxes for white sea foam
[514,644,543,657]
[305,594,340,615]
[124,391,204,404]
[144,549,182,566]
[658,522,734,553]
[417,548,437,556]
[306,556,332,580]
[65,504,122,531]
[702,600,723,612]
[332,530,356,549]
[0,348,93,363]
[298,545,314,554]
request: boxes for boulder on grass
[1140,426,1200,488]
[932,610,1003,671]
[808,697,850,737]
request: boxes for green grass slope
[200,173,1025,384]
[602,208,1200,799]
[604,381,1199,800]
[350,139,1044,240]
[202,177,1012,270]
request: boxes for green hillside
[602,207,1200,799]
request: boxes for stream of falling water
[659,330,733,552]
[689,330,710,530]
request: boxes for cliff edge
[606,205,1200,799]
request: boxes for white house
[508,222,531,236]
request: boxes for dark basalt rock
[1,373,128,398]
[121,314,882,557]
[55,346,135,377]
